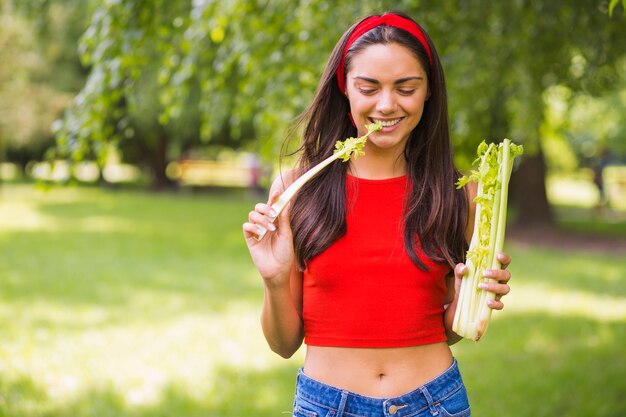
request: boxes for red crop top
[302,174,450,348]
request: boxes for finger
[248,211,277,231]
[258,191,281,238]
[487,299,504,310]
[454,263,467,278]
[479,280,510,297]
[275,200,292,236]
[267,190,281,207]
[243,222,265,241]
[254,203,278,219]
[497,252,511,269]
[483,268,511,283]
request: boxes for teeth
[372,118,401,127]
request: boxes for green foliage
[0,1,87,165]
[54,0,388,164]
[609,0,626,16]
[53,0,193,166]
[159,0,387,153]
[407,0,625,167]
[43,0,626,186]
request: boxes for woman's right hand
[243,190,295,286]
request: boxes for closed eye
[358,88,377,95]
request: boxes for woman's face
[345,42,429,154]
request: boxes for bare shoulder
[269,168,298,195]
[465,181,478,207]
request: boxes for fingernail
[269,209,278,218]
[257,226,265,235]
[267,223,276,231]
[487,300,496,307]
[478,283,488,290]
[483,270,494,278]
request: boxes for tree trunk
[509,143,553,226]
[148,132,177,191]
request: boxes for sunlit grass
[547,172,626,210]
[505,244,626,310]
[454,240,626,417]
[0,183,625,416]
[0,184,302,416]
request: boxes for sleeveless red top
[303,174,450,348]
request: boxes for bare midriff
[303,342,453,398]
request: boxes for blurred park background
[1,0,625,416]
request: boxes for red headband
[336,14,433,94]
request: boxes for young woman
[243,12,511,417]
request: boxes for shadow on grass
[0,228,261,314]
[0,187,262,313]
[1,363,300,417]
[32,186,255,223]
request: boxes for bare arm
[243,171,304,358]
[261,261,304,358]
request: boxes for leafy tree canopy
[52,1,625,166]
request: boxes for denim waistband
[295,358,465,417]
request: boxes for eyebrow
[354,76,424,84]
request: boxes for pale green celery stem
[465,258,481,339]
[453,178,482,335]
[453,148,489,338]
[455,258,476,338]
[477,149,503,310]
[475,139,512,338]
[255,127,377,241]
[454,139,520,341]
[474,177,501,338]
[254,147,351,241]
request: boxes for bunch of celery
[255,122,381,241]
[452,139,523,341]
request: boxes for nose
[376,90,397,114]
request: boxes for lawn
[0,183,624,417]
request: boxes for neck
[348,152,407,180]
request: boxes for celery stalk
[475,139,517,338]
[255,123,381,241]
[452,139,523,341]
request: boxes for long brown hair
[287,12,468,272]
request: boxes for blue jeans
[293,358,471,417]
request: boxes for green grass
[458,242,626,416]
[0,184,625,416]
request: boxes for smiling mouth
[369,117,403,127]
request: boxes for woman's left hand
[479,252,512,310]
[445,252,512,344]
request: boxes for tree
[53,0,388,188]
[406,0,626,225]
[55,0,626,208]
[0,0,87,174]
